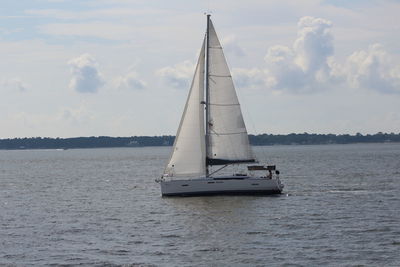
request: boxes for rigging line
[209,128,219,136]
[208,103,239,106]
[209,165,228,176]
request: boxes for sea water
[1,143,399,266]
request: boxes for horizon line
[1,132,399,140]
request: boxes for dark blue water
[1,144,399,266]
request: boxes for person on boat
[267,169,272,179]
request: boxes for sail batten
[210,131,247,135]
[209,103,239,106]
[209,75,232,77]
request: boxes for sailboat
[157,15,284,196]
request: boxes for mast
[205,14,211,177]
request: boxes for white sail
[207,20,255,164]
[164,39,206,177]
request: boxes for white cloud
[59,105,95,125]
[68,54,104,93]
[344,44,400,94]
[294,16,333,73]
[264,45,309,91]
[156,60,194,89]
[1,78,29,92]
[263,16,335,93]
[115,71,146,90]
[232,68,266,89]
[6,104,96,137]
[230,17,337,93]
[236,16,400,95]
[222,35,245,57]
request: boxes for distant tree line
[0,136,174,150]
[248,132,400,145]
[0,132,399,150]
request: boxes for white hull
[160,176,283,196]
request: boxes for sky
[1,0,400,138]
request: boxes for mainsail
[206,20,255,165]
[164,39,206,177]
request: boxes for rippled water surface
[1,144,400,266]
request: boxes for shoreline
[1,133,399,150]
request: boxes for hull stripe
[162,189,282,197]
